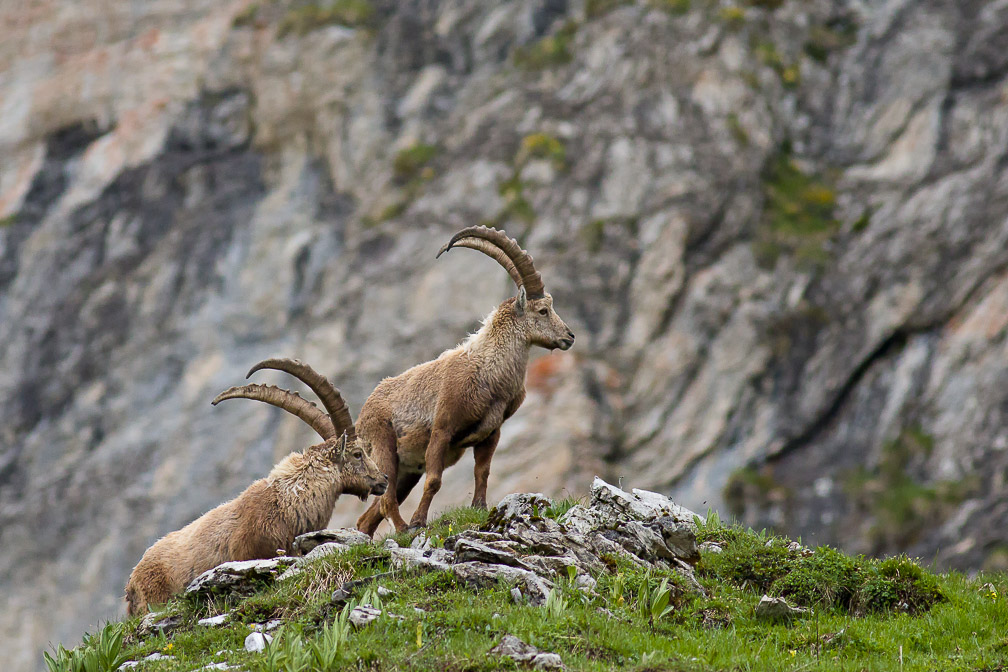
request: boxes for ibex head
[212,358,389,500]
[437,226,575,351]
[324,432,388,501]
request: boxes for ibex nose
[567,330,575,341]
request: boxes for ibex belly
[455,399,509,446]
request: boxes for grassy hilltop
[49,506,1008,672]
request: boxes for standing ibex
[354,226,575,535]
[124,361,387,615]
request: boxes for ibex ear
[336,432,348,454]
[514,285,527,316]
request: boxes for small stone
[349,605,382,628]
[532,652,565,669]
[511,587,524,604]
[410,532,432,550]
[293,528,371,555]
[575,574,597,593]
[490,635,563,669]
[186,558,295,599]
[383,538,400,549]
[244,631,273,653]
[119,652,175,669]
[699,542,723,553]
[377,586,393,598]
[198,664,233,671]
[137,612,183,637]
[755,594,807,620]
[252,619,283,633]
[197,614,228,627]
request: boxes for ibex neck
[463,306,530,383]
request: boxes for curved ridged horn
[211,384,335,441]
[436,226,545,298]
[246,358,356,442]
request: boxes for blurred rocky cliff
[2,0,1008,667]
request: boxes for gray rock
[453,561,552,606]
[348,605,382,628]
[487,493,553,533]
[387,546,453,572]
[293,528,372,556]
[453,538,533,570]
[137,613,183,637]
[251,619,283,633]
[197,614,228,627]
[410,533,432,550]
[490,635,564,669]
[118,652,175,670]
[755,595,808,620]
[197,665,234,671]
[244,631,273,653]
[186,559,295,600]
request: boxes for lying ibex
[354,226,575,535]
[124,362,387,615]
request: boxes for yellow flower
[163,642,174,652]
[789,649,796,657]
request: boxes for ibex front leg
[409,428,450,529]
[471,429,500,510]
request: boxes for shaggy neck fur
[459,300,530,392]
[267,450,340,520]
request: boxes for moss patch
[392,143,438,183]
[277,0,375,37]
[697,519,946,616]
[516,133,567,171]
[753,146,839,270]
[804,16,859,62]
[650,0,692,15]
[513,21,578,70]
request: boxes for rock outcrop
[3,0,1008,668]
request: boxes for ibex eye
[538,308,548,315]
[353,451,362,459]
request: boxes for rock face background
[2,0,1007,667]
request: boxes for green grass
[50,509,1008,672]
